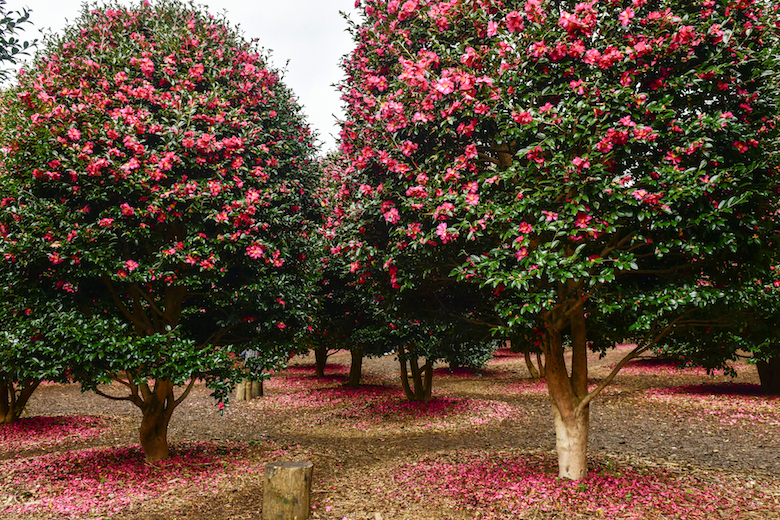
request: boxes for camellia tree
[654,262,780,394]
[337,0,780,478]
[320,152,497,397]
[0,0,39,425]
[0,0,318,461]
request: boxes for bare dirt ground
[3,346,780,519]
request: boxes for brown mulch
[6,347,780,519]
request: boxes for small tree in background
[0,0,318,461]
[337,0,779,478]
[319,153,496,396]
[654,263,780,394]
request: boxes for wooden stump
[262,461,313,520]
[235,379,263,401]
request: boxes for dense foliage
[0,0,318,460]
[336,0,780,477]
[319,153,498,398]
[0,0,35,80]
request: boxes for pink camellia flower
[400,140,418,157]
[583,48,601,65]
[433,76,455,95]
[487,20,498,36]
[512,110,533,124]
[436,222,458,244]
[518,221,533,234]
[137,57,154,77]
[572,156,590,170]
[434,202,455,220]
[246,243,265,259]
[506,11,524,32]
[527,146,545,164]
[67,127,81,141]
[619,7,635,26]
[276,322,287,330]
[575,212,592,228]
[530,41,547,58]
[542,210,558,221]
[516,247,529,260]
[383,207,400,224]
[188,63,204,79]
[120,203,135,216]
[125,259,139,271]
[98,218,114,227]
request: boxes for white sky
[8,0,358,152]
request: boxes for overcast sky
[8,0,358,152]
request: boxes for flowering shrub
[337,0,780,477]
[319,154,499,400]
[0,0,317,460]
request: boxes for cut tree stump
[262,461,313,520]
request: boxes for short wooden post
[262,461,313,520]
[236,379,263,401]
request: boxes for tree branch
[94,388,134,402]
[576,313,690,414]
[101,274,149,332]
[173,378,197,408]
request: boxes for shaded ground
[2,346,779,519]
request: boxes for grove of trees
[0,0,779,490]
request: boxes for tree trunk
[347,346,364,386]
[398,345,433,402]
[536,352,546,378]
[542,290,590,479]
[0,380,40,424]
[524,350,541,379]
[314,347,328,377]
[553,402,589,480]
[757,357,780,395]
[138,381,175,463]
